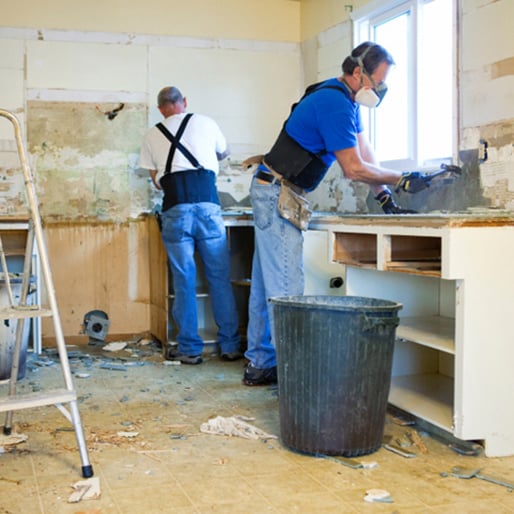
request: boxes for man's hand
[375,189,417,214]
[395,171,431,193]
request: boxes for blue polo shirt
[285,78,363,167]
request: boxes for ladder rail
[0,109,93,478]
[0,109,75,391]
[0,235,16,305]
[5,225,35,428]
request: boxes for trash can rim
[269,295,402,312]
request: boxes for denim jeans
[160,203,240,356]
[245,178,304,369]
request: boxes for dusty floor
[1,340,513,513]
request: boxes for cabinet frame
[310,214,514,457]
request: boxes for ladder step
[0,389,77,412]
[0,306,53,319]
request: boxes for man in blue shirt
[243,42,429,385]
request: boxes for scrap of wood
[68,476,101,503]
[407,430,429,454]
[0,432,28,448]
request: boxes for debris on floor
[200,415,277,440]
[407,429,429,454]
[448,441,483,456]
[68,476,101,503]
[0,432,28,452]
[117,431,139,438]
[450,466,514,491]
[382,434,416,458]
[383,442,416,458]
[325,455,378,469]
[102,342,127,352]
[363,488,394,503]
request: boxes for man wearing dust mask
[241,41,433,386]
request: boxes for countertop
[222,208,514,228]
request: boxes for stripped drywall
[2,0,514,222]
[27,100,150,221]
[0,27,301,219]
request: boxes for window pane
[374,13,410,162]
[419,0,453,162]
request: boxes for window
[352,0,456,170]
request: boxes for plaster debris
[102,342,127,352]
[117,431,139,438]
[68,476,101,503]
[0,432,28,452]
[326,456,378,469]
[200,416,277,440]
[363,489,393,503]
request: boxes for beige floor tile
[1,346,514,514]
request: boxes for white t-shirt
[139,113,227,185]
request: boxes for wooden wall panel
[41,215,167,345]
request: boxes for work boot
[220,350,244,362]
[166,348,202,365]
[243,363,277,386]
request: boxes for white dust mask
[355,87,381,108]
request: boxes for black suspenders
[156,114,202,175]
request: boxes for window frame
[351,0,458,171]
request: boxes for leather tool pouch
[277,182,312,231]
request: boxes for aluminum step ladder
[0,109,93,478]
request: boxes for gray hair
[157,87,184,107]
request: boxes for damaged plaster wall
[28,101,149,221]
[460,0,514,211]
[1,1,514,221]
[0,28,301,219]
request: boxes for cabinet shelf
[397,316,454,354]
[314,217,514,456]
[390,373,454,432]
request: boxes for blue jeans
[245,178,304,369]
[160,203,240,356]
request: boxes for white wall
[0,28,301,218]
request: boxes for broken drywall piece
[68,476,101,503]
[0,432,28,452]
[363,489,393,503]
[200,415,277,440]
[102,342,127,352]
[117,431,139,438]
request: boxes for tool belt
[253,161,312,231]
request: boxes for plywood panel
[41,216,164,344]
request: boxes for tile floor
[1,341,513,513]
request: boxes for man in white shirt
[139,87,242,365]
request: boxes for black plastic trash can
[271,295,402,457]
